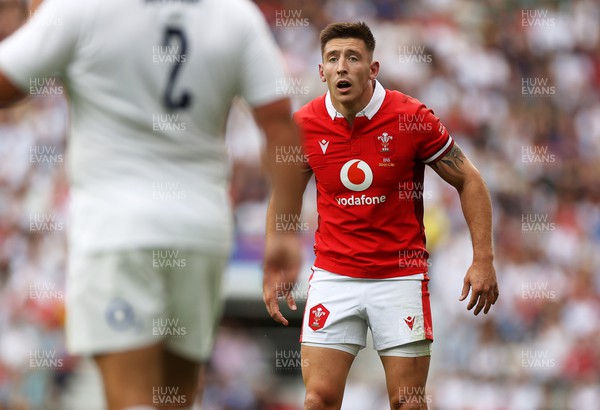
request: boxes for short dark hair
[319,22,376,56]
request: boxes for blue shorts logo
[106,298,136,331]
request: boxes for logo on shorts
[106,298,136,331]
[404,316,415,331]
[340,160,373,192]
[309,304,330,331]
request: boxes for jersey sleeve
[237,1,286,107]
[0,0,81,91]
[412,104,454,164]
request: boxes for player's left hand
[459,260,499,315]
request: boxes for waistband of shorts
[311,266,426,281]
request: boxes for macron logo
[404,316,415,330]
[319,139,330,154]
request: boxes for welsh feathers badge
[375,132,395,156]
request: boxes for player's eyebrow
[324,47,364,58]
[343,48,363,56]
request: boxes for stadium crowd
[0,0,599,408]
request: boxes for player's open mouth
[336,80,352,93]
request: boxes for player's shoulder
[294,94,327,125]
[382,88,428,114]
[209,0,265,23]
[211,0,255,11]
[140,0,264,25]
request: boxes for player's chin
[333,89,355,102]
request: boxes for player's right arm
[0,71,25,107]
[0,0,33,107]
[0,0,81,108]
[254,99,312,326]
[30,0,44,12]
[232,0,312,325]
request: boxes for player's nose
[336,60,348,75]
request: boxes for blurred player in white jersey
[0,0,306,409]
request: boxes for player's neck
[332,80,375,128]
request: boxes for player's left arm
[429,143,499,315]
[0,71,26,108]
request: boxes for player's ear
[369,60,380,80]
[318,63,326,82]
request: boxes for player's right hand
[262,232,302,326]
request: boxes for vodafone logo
[337,159,385,206]
[340,160,373,192]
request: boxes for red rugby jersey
[295,81,453,278]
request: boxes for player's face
[319,38,379,112]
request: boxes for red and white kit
[297,81,452,350]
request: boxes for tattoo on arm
[431,144,465,174]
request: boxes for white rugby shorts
[66,249,228,361]
[300,267,433,352]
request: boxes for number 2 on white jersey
[162,26,192,110]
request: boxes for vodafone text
[335,194,386,206]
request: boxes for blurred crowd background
[1,0,599,409]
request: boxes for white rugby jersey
[0,0,285,254]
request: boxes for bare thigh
[94,344,202,410]
[94,343,164,410]
[380,355,431,409]
[301,345,355,410]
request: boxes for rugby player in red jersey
[263,22,499,409]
